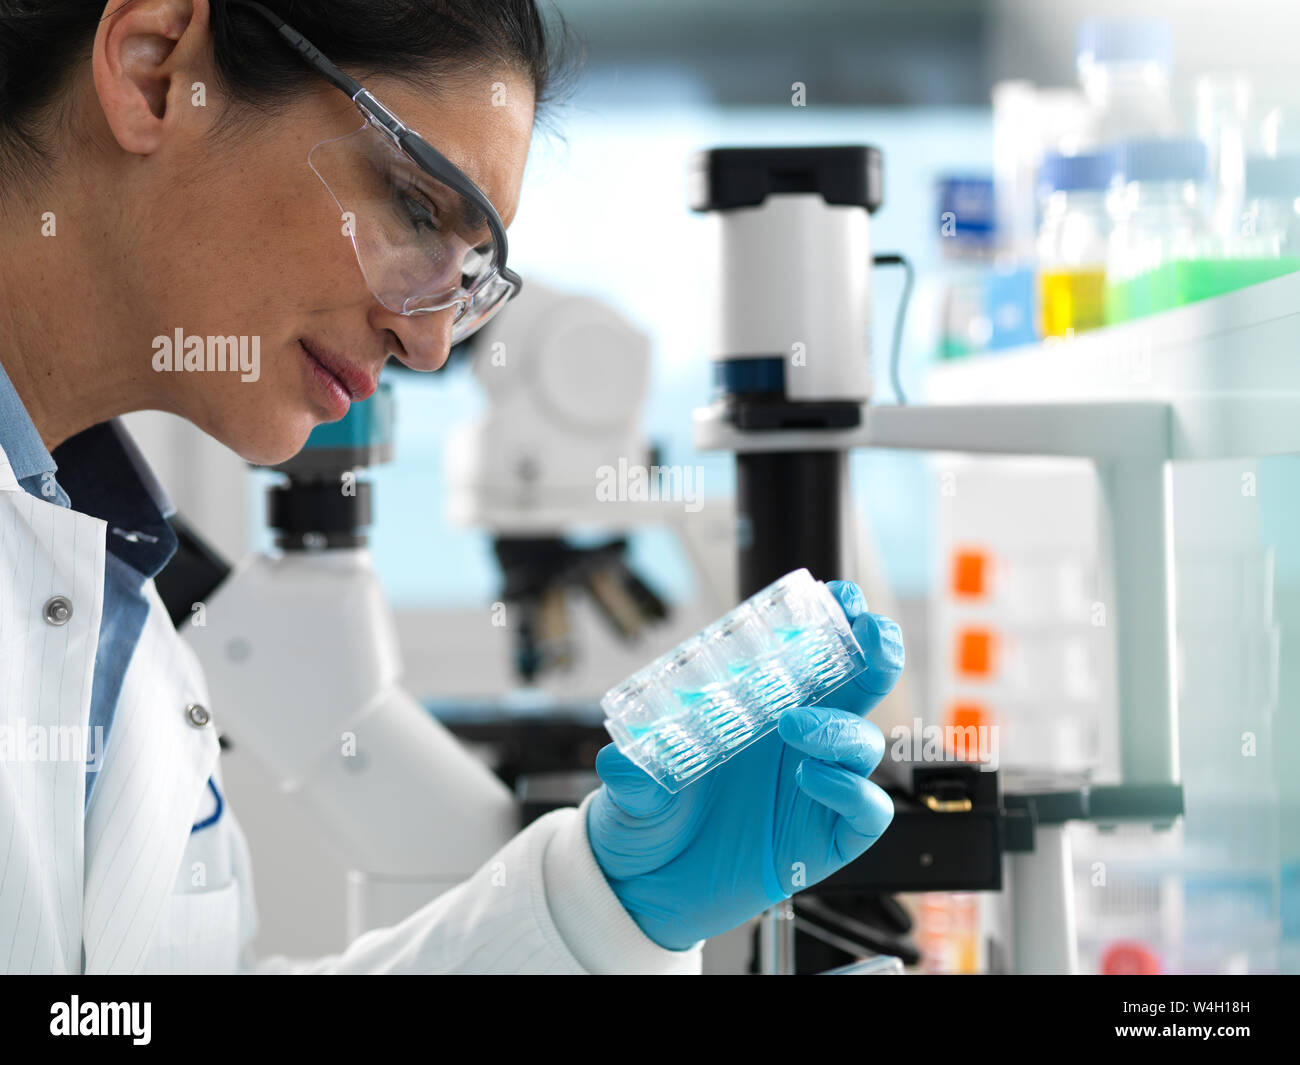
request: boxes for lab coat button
[43,595,73,626]
[185,702,212,728]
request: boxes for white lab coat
[0,437,701,974]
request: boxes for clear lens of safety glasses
[309,116,512,340]
[451,270,518,342]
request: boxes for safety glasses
[229,0,522,342]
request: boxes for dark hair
[0,0,579,188]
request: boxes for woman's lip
[300,341,351,416]
[299,339,378,401]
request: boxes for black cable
[872,252,915,406]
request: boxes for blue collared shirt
[0,358,179,807]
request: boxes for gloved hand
[587,580,904,951]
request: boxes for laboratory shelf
[695,272,1300,462]
[923,269,1300,461]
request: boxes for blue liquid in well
[618,621,859,788]
[674,684,719,709]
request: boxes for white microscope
[688,144,1185,975]
[442,279,737,687]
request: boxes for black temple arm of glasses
[224,0,363,99]
[222,0,522,301]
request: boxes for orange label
[956,628,995,675]
[951,549,988,598]
[947,702,989,732]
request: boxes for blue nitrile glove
[587,580,904,951]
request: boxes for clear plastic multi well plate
[601,568,867,791]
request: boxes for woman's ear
[91,0,213,156]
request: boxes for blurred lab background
[129,0,1300,974]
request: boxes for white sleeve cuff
[542,791,703,974]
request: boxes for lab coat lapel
[81,578,220,974]
[0,437,219,973]
[0,442,102,973]
[0,445,17,491]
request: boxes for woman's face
[95,23,535,465]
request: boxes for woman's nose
[376,304,457,372]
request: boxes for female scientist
[0,0,903,974]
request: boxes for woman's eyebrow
[447,189,491,242]
[427,155,500,235]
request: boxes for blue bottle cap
[1077,18,1173,69]
[1038,150,1115,195]
[1112,139,1207,185]
[1246,155,1300,200]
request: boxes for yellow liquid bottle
[1035,152,1114,340]
[1040,268,1106,338]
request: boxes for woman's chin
[221,416,320,469]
